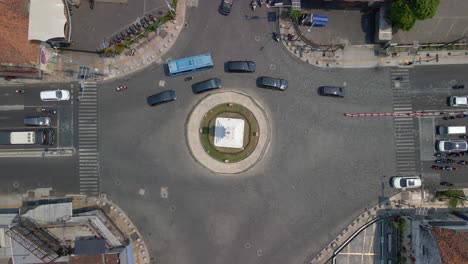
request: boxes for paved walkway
[278,15,468,69]
[186,91,271,174]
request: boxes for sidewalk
[308,188,468,264]
[278,17,468,69]
[0,0,186,86]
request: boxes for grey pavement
[68,0,169,51]
[1,1,468,264]
[97,1,398,264]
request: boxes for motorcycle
[89,0,95,9]
[250,0,257,10]
[431,165,442,170]
[273,32,280,42]
[440,182,453,187]
[452,85,465,89]
[15,89,25,94]
[115,85,128,91]
[448,152,462,157]
[395,76,406,81]
[460,135,468,139]
[434,159,456,164]
[184,76,193,82]
[442,166,457,171]
[434,152,448,158]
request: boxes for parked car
[147,90,177,106]
[192,78,222,94]
[226,61,255,73]
[40,90,70,101]
[258,77,288,91]
[437,140,468,152]
[24,116,51,127]
[219,0,232,15]
[319,86,344,98]
[448,96,468,107]
[391,176,422,189]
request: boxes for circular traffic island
[186,91,271,174]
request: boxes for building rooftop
[432,227,468,264]
[0,0,39,65]
[214,117,245,149]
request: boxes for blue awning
[312,14,328,27]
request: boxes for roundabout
[186,91,271,174]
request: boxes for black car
[319,86,345,98]
[147,90,177,106]
[192,78,222,94]
[226,61,255,73]
[258,77,288,91]
[219,0,232,15]
[24,116,51,126]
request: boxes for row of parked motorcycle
[432,152,468,171]
[98,14,158,55]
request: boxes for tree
[390,0,416,31]
[410,0,440,20]
[286,7,301,22]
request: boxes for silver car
[24,116,51,126]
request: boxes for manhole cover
[257,250,263,256]
[254,36,261,42]
[269,64,276,70]
[115,179,121,186]
[12,181,20,188]
[244,242,251,249]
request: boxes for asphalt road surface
[0,83,79,195]
[98,2,398,264]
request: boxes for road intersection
[1,1,468,264]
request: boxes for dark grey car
[147,90,177,106]
[319,86,345,98]
[24,116,51,126]
[258,77,288,91]
[226,61,255,73]
[192,78,222,94]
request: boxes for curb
[185,90,272,174]
[0,148,75,158]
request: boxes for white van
[437,126,466,135]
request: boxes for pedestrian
[15,89,24,94]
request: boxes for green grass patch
[199,103,259,163]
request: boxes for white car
[448,96,468,107]
[392,176,422,189]
[40,90,70,101]
[437,140,468,152]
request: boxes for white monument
[214,117,245,149]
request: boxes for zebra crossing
[391,68,418,175]
[78,81,100,196]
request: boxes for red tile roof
[432,227,468,264]
[0,0,39,65]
